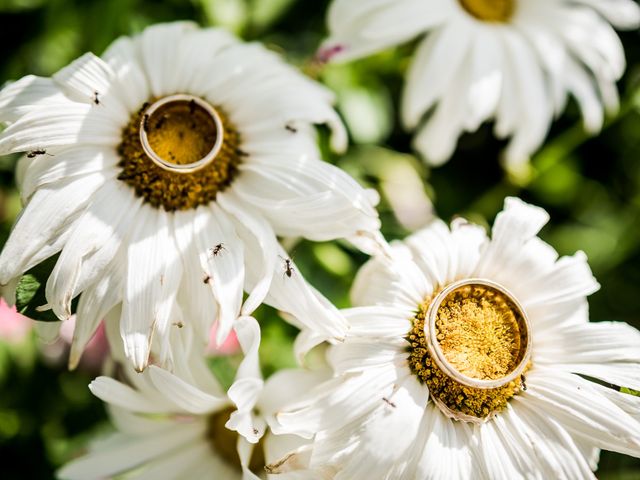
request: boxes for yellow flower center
[407,280,530,422]
[117,94,243,211]
[206,407,265,473]
[459,0,515,22]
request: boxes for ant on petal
[278,255,295,278]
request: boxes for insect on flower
[26,149,52,158]
[92,91,101,105]
[209,243,226,258]
[285,123,297,133]
[279,255,295,278]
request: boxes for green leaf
[15,274,40,311]
[13,255,60,322]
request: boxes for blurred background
[0,0,639,478]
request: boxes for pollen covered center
[117,94,243,211]
[459,0,515,22]
[436,285,522,381]
[407,281,530,422]
[144,97,219,168]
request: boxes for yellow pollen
[206,408,265,473]
[459,0,515,22]
[436,285,522,381]
[407,284,529,421]
[117,96,243,211]
[145,99,218,167]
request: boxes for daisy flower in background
[58,312,327,480]
[0,21,381,371]
[319,0,640,167]
[275,197,640,478]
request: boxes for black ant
[26,149,52,158]
[279,255,295,278]
[203,274,212,285]
[143,114,150,132]
[209,243,226,257]
[382,397,396,408]
[138,101,150,114]
[521,374,527,391]
[285,123,297,133]
[92,91,101,105]
[235,148,249,157]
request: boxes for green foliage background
[0,0,639,478]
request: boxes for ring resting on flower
[138,94,225,174]
[409,278,530,423]
[118,93,243,211]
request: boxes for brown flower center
[117,94,243,211]
[407,280,530,422]
[459,0,515,22]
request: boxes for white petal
[540,321,640,390]
[342,305,413,340]
[120,207,183,371]
[510,400,597,478]
[351,246,429,310]
[522,368,640,457]
[0,173,106,284]
[217,190,277,316]
[138,21,199,97]
[52,52,129,123]
[0,75,68,123]
[70,273,122,370]
[233,153,379,241]
[147,365,227,414]
[0,101,120,155]
[402,19,472,128]
[193,204,244,345]
[259,369,331,426]
[45,181,138,320]
[573,0,640,29]
[415,406,476,480]
[102,36,150,113]
[20,146,119,202]
[323,0,452,63]
[172,210,218,341]
[227,316,265,443]
[89,376,172,414]
[278,365,398,438]
[405,218,486,289]
[335,375,429,479]
[57,422,204,480]
[264,244,348,341]
[500,30,553,166]
[237,437,262,480]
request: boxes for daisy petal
[147,366,226,415]
[193,204,244,345]
[0,173,106,284]
[523,368,640,457]
[217,191,277,316]
[121,207,183,371]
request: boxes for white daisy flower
[276,197,640,478]
[319,0,640,166]
[58,312,327,480]
[0,22,380,371]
